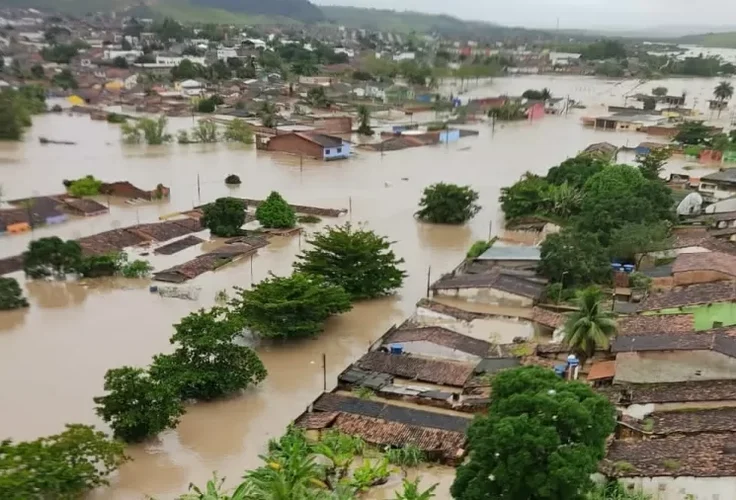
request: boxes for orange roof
[586,360,616,381]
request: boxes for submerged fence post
[426,265,431,298]
[322,353,327,391]
[348,196,352,223]
[250,254,254,286]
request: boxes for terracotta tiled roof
[673,251,736,277]
[415,298,490,322]
[613,327,736,357]
[671,234,736,255]
[601,380,736,405]
[383,327,493,358]
[531,307,565,328]
[617,314,694,335]
[356,351,476,387]
[602,433,736,477]
[647,407,736,435]
[586,360,616,381]
[637,281,736,311]
[294,411,339,430]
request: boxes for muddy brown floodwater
[0,74,728,498]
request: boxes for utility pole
[488,220,493,241]
[322,353,327,391]
[197,173,201,204]
[348,196,352,223]
[426,266,431,298]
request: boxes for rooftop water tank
[389,344,404,355]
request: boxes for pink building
[526,102,545,120]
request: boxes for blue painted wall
[323,142,351,160]
[439,129,461,143]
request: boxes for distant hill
[676,31,736,49]
[319,5,550,40]
[0,0,324,23]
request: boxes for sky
[312,0,736,32]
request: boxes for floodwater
[0,74,729,498]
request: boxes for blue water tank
[389,344,404,355]
[623,264,635,273]
[567,354,580,367]
[611,263,623,271]
[149,285,158,293]
[554,365,566,377]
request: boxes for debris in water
[150,285,201,301]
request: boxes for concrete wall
[266,134,323,159]
[312,116,352,134]
[620,476,736,500]
[433,287,534,308]
[413,306,536,343]
[615,350,736,383]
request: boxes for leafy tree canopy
[202,197,247,237]
[539,227,611,286]
[231,273,352,339]
[151,308,267,401]
[674,121,714,145]
[609,221,672,263]
[295,223,407,300]
[0,90,28,141]
[415,183,481,224]
[67,174,102,197]
[0,424,128,500]
[546,154,608,189]
[255,191,297,229]
[23,236,83,278]
[0,277,28,310]
[94,366,184,443]
[450,366,616,500]
[635,147,672,180]
[499,173,551,220]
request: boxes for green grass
[153,1,292,24]
[678,32,736,49]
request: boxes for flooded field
[0,74,729,498]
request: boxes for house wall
[323,143,350,160]
[266,134,323,159]
[673,269,735,286]
[439,129,461,143]
[412,306,536,343]
[649,302,736,330]
[699,181,736,201]
[615,350,736,383]
[527,103,545,120]
[619,476,736,500]
[433,287,534,308]
[312,117,352,134]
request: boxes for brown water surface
[0,75,724,498]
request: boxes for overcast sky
[313,0,736,31]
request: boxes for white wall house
[216,47,238,60]
[155,55,206,67]
[393,51,416,61]
[103,49,143,61]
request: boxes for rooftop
[643,407,736,436]
[476,245,541,261]
[602,380,736,405]
[673,251,736,278]
[612,328,736,357]
[382,326,493,358]
[637,281,736,311]
[431,270,545,300]
[701,168,736,184]
[617,314,695,335]
[296,132,344,148]
[586,360,616,381]
[356,351,476,387]
[603,433,736,477]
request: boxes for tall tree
[23,237,83,278]
[202,197,247,237]
[539,228,611,286]
[0,90,25,140]
[563,287,617,362]
[150,308,267,401]
[416,183,481,224]
[0,424,128,499]
[356,105,373,135]
[231,273,352,339]
[295,223,407,299]
[450,366,616,500]
[0,277,28,310]
[499,173,551,220]
[714,80,734,116]
[635,147,672,180]
[94,366,184,442]
[255,191,296,229]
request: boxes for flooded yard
[0,74,730,498]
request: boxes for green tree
[23,237,83,278]
[587,481,653,500]
[635,147,672,180]
[192,118,220,143]
[467,240,494,259]
[415,183,481,224]
[94,366,184,442]
[450,366,616,500]
[306,87,329,108]
[122,116,172,145]
[67,174,103,196]
[231,273,352,339]
[224,118,254,143]
[41,43,79,63]
[29,64,45,79]
[202,197,247,237]
[171,59,202,80]
[150,308,267,401]
[181,473,250,500]
[112,56,128,68]
[539,228,611,286]
[674,121,712,145]
[51,68,78,89]
[259,101,278,128]
[76,253,122,278]
[255,191,296,229]
[295,223,407,299]
[714,80,734,116]
[357,105,373,135]
[0,277,29,310]
[651,87,668,97]
[197,96,217,113]
[642,96,656,111]
[547,155,608,187]
[564,287,617,361]
[0,424,128,500]
[0,90,26,140]
[499,173,551,220]
[395,478,437,500]
[522,88,551,100]
[609,221,671,263]
[547,182,582,218]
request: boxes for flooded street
[0,74,730,498]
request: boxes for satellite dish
[676,192,703,216]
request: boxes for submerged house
[256,132,351,160]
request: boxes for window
[336,147,342,153]
[325,149,331,154]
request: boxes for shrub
[0,277,29,310]
[225,174,242,185]
[297,215,321,224]
[106,113,127,124]
[67,175,103,197]
[255,191,296,229]
[202,197,247,237]
[416,183,481,224]
[467,239,495,259]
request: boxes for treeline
[0,85,47,140]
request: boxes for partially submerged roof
[154,235,204,255]
[356,351,476,387]
[383,326,493,358]
[476,246,541,261]
[613,327,736,357]
[617,314,695,335]
[673,251,736,278]
[602,433,736,478]
[431,270,545,300]
[640,407,736,436]
[295,132,344,148]
[586,360,616,381]
[637,281,736,311]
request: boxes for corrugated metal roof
[476,246,541,261]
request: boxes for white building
[155,55,206,67]
[216,47,238,60]
[103,49,143,62]
[393,52,416,61]
[335,47,354,58]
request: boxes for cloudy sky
[313,0,735,31]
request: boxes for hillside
[319,5,550,40]
[677,31,736,49]
[0,0,323,23]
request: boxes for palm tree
[563,287,617,362]
[714,80,734,117]
[540,88,552,100]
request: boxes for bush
[0,277,29,310]
[629,271,652,291]
[202,197,247,237]
[255,191,296,229]
[67,175,103,197]
[297,215,321,224]
[121,259,153,278]
[416,183,481,224]
[223,118,254,143]
[76,253,122,278]
[225,174,242,185]
[467,239,495,259]
[196,97,216,113]
[106,113,127,124]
